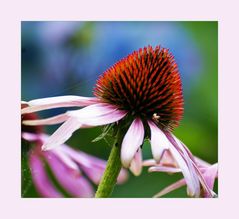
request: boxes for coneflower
[22,45,214,197]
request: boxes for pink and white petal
[58,144,128,184]
[129,148,143,176]
[201,163,218,197]
[121,118,145,168]
[173,137,215,197]
[165,133,200,197]
[117,168,129,184]
[153,178,186,198]
[149,166,182,173]
[67,103,127,126]
[44,152,94,197]
[75,110,127,126]
[28,151,62,197]
[190,161,216,198]
[21,95,99,114]
[42,117,81,151]
[160,150,178,167]
[143,159,157,167]
[194,156,211,168]
[148,121,170,162]
[22,132,40,142]
[67,103,118,118]
[22,113,70,126]
[203,163,218,189]
[59,145,103,168]
[50,149,80,172]
[58,145,106,184]
[81,165,105,185]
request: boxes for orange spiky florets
[94,45,184,130]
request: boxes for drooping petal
[194,156,211,168]
[28,151,62,198]
[202,163,218,189]
[148,121,170,162]
[42,117,81,151]
[75,110,127,126]
[153,178,186,198]
[39,103,126,151]
[149,166,181,173]
[121,118,144,168]
[199,163,218,197]
[116,168,129,184]
[164,132,201,197]
[129,148,143,176]
[22,132,40,142]
[22,113,70,126]
[176,138,216,198]
[143,159,157,167]
[50,148,80,172]
[59,145,128,184]
[58,144,107,184]
[21,95,99,114]
[44,152,94,197]
[67,103,127,126]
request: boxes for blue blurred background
[21,21,218,197]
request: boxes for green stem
[95,131,124,198]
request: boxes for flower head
[94,45,183,131]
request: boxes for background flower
[21,106,128,198]
[22,21,217,197]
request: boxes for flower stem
[95,131,124,198]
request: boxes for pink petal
[22,113,70,126]
[116,168,129,184]
[143,159,157,167]
[153,178,186,198]
[67,103,127,126]
[50,148,80,172]
[42,117,81,151]
[179,140,216,198]
[149,166,182,173]
[77,110,127,126]
[129,148,143,176]
[22,132,40,142]
[194,156,211,168]
[203,163,218,189]
[44,152,94,197]
[165,133,201,197]
[59,144,128,184]
[200,163,218,197]
[148,121,170,162]
[58,145,106,184]
[121,118,144,168]
[21,95,99,114]
[28,151,62,198]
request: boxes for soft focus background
[21,21,218,198]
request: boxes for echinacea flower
[22,45,215,197]
[144,152,218,198]
[21,104,127,197]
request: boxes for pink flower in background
[21,46,216,197]
[144,151,218,198]
[21,105,127,198]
